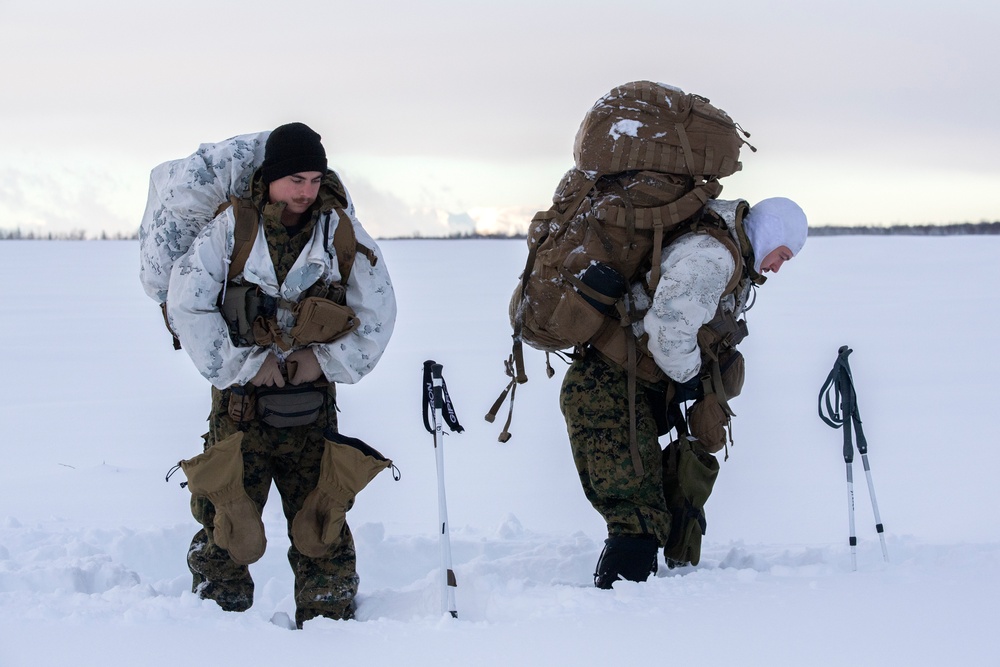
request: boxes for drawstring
[165,463,187,488]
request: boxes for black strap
[818,345,868,462]
[423,360,464,434]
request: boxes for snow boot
[187,529,254,612]
[594,535,659,589]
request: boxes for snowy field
[1,236,997,666]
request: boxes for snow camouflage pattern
[560,353,672,544]
[188,386,359,626]
[165,171,396,389]
[642,199,752,383]
[140,133,268,303]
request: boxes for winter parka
[165,172,396,390]
[641,199,753,383]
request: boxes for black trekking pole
[422,360,464,618]
[818,346,889,570]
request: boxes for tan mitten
[181,432,266,565]
[662,435,720,567]
[292,433,393,558]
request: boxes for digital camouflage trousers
[187,384,359,627]
[560,353,672,545]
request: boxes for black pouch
[579,262,627,314]
[255,383,326,428]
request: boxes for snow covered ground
[1,236,997,665]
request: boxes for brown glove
[286,348,323,385]
[291,433,393,558]
[250,353,285,387]
[180,432,266,565]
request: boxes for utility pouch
[220,284,265,346]
[547,288,607,347]
[291,296,359,345]
[662,436,720,567]
[255,383,325,428]
[227,386,256,423]
[688,394,730,454]
[719,348,745,399]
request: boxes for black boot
[594,535,659,589]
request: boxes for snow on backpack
[486,81,753,443]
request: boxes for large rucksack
[487,81,755,444]
[139,132,371,350]
[139,133,268,305]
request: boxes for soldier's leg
[271,386,359,627]
[561,354,668,587]
[186,388,272,611]
[560,354,671,542]
[289,524,359,628]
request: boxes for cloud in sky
[1,0,997,237]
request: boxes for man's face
[760,245,793,273]
[268,171,323,217]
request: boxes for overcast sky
[1,0,997,238]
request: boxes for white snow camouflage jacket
[142,132,396,389]
[642,199,750,383]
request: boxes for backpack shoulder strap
[330,208,377,286]
[700,227,744,296]
[731,201,766,287]
[225,196,258,282]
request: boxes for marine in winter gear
[152,124,397,626]
[562,195,806,579]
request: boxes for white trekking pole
[819,346,890,570]
[422,360,463,618]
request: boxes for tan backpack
[487,82,753,446]
[573,81,748,178]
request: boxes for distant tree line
[379,230,528,240]
[809,222,1000,236]
[2,222,998,240]
[0,228,139,240]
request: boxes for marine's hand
[287,348,323,385]
[250,353,285,387]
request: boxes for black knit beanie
[260,122,328,185]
